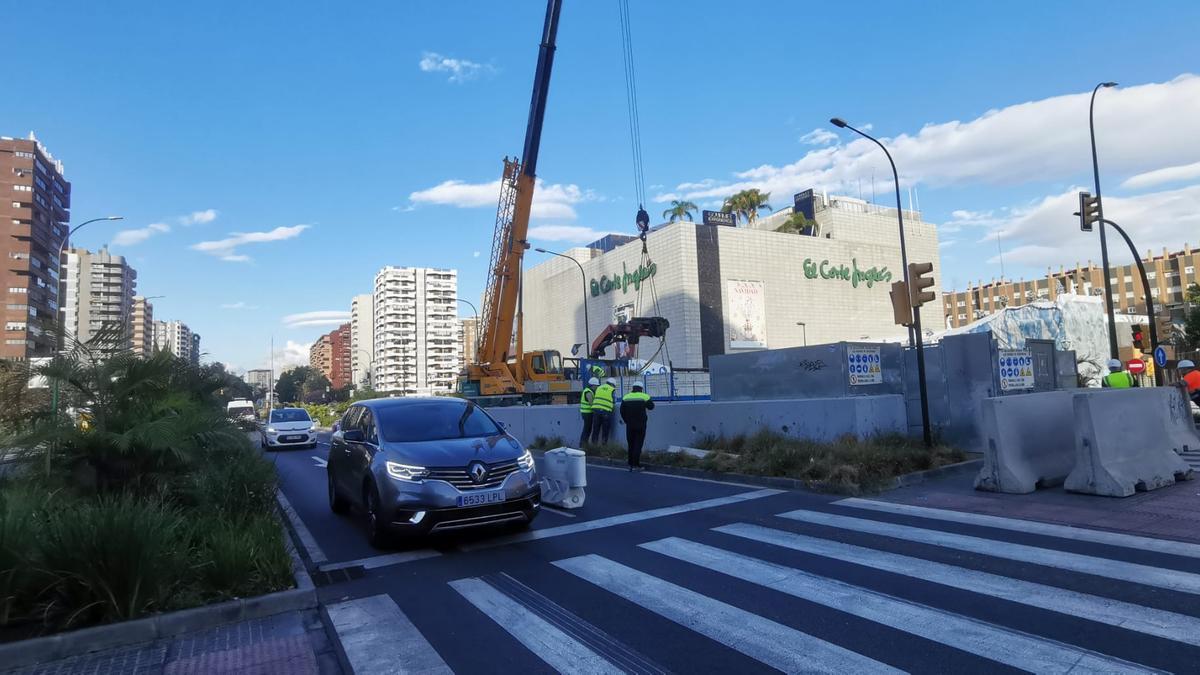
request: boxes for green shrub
[0,483,56,625]
[530,435,566,450]
[180,443,278,522]
[190,515,292,601]
[39,494,189,627]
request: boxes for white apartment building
[153,319,198,365]
[61,247,137,350]
[350,293,374,389]
[131,296,153,357]
[372,267,460,395]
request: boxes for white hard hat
[588,377,600,386]
[1179,360,1196,369]
[605,378,617,386]
[1107,358,1122,370]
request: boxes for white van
[226,399,257,426]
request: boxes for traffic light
[1131,323,1145,350]
[1078,192,1101,232]
[889,280,913,326]
[1156,315,1176,344]
[907,262,936,308]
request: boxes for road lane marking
[837,498,1200,559]
[449,577,625,674]
[586,461,772,490]
[779,509,1200,595]
[715,522,1200,648]
[317,549,442,573]
[553,554,900,674]
[311,455,327,468]
[644,537,1156,674]
[325,594,451,675]
[460,488,783,552]
[276,490,328,566]
[540,505,578,518]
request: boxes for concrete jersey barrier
[975,390,1076,494]
[1064,388,1196,497]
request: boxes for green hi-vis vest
[623,391,651,403]
[593,384,615,412]
[580,388,595,414]
[1104,371,1135,388]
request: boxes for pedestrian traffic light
[1156,316,1175,343]
[889,280,913,327]
[1131,323,1145,350]
[1078,192,1101,232]
[907,262,936,308]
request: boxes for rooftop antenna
[996,231,1006,280]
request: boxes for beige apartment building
[943,245,1200,329]
[132,296,154,357]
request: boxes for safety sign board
[998,349,1035,391]
[848,345,882,386]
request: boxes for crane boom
[471,0,564,397]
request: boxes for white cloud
[407,179,596,219]
[112,222,169,246]
[655,75,1200,204]
[192,224,309,262]
[473,251,481,258]
[941,209,1006,233]
[282,310,351,329]
[528,224,616,244]
[985,183,1200,268]
[179,209,217,226]
[263,340,311,371]
[799,128,838,146]
[939,240,957,248]
[221,301,259,310]
[1121,160,1200,190]
[418,51,494,83]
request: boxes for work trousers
[626,425,646,467]
[591,411,612,445]
[579,413,593,448]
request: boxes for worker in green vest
[591,378,616,445]
[1101,358,1138,388]
[579,377,599,447]
[619,383,655,471]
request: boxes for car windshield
[270,409,311,423]
[375,401,501,443]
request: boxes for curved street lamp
[534,247,591,352]
[1090,81,1119,360]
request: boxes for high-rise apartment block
[311,323,351,389]
[309,333,332,382]
[1,134,70,361]
[153,320,198,364]
[244,368,273,391]
[943,245,1200,328]
[61,247,136,350]
[373,267,460,395]
[132,296,154,357]
[350,294,373,389]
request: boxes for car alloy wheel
[365,485,389,549]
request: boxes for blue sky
[4,1,1199,371]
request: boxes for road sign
[1154,346,1168,368]
[1127,358,1146,375]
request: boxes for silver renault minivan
[327,397,540,547]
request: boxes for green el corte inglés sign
[590,261,657,297]
[802,258,892,288]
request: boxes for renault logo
[469,462,488,484]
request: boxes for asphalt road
[268,431,1200,674]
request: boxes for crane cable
[618,0,670,375]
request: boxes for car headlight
[517,449,534,471]
[266,427,277,433]
[386,461,429,482]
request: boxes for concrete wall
[488,395,907,451]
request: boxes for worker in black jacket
[619,383,655,471]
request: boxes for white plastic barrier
[975,391,1076,494]
[1064,388,1196,497]
[540,447,586,508]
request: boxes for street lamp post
[796,321,807,347]
[534,248,591,352]
[1090,81,1120,360]
[831,118,931,446]
[353,348,375,390]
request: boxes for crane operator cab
[524,350,564,379]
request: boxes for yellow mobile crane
[461,0,572,402]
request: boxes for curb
[0,516,317,671]
[548,451,983,495]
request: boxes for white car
[261,408,318,450]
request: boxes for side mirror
[343,429,364,443]
[499,421,509,429]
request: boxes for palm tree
[662,200,699,223]
[775,211,815,236]
[721,189,772,224]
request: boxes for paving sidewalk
[877,469,1200,543]
[4,610,341,675]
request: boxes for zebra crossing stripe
[715,522,1200,648]
[449,577,625,674]
[643,537,1158,675]
[836,498,1200,559]
[778,509,1200,595]
[553,554,902,674]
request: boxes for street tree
[776,211,815,235]
[661,200,699,223]
[721,189,772,224]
